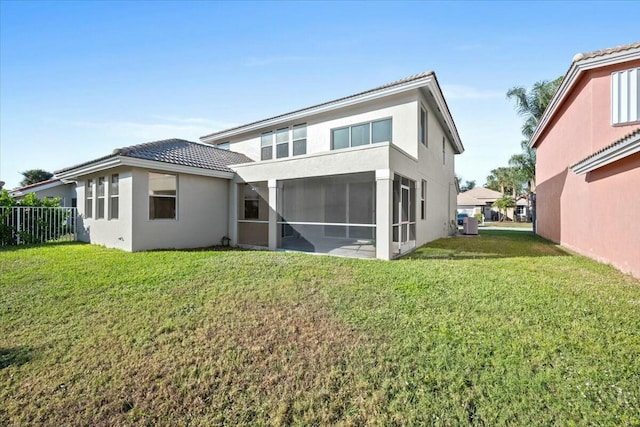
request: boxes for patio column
[376,169,393,260]
[268,179,278,251]
[228,179,239,245]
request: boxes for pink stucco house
[530,42,640,278]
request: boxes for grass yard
[481,221,533,229]
[1,231,639,426]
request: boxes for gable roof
[55,139,253,180]
[529,41,640,148]
[457,187,503,205]
[200,71,464,154]
[570,128,640,174]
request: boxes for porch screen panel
[277,172,375,258]
[392,174,417,253]
[238,182,269,247]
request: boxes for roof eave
[529,45,640,148]
[55,156,234,181]
[570,131,640,174]
[200,74,464,154]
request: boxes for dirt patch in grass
[2,295,379,426]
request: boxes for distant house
[457,187,502,221]
[55,72,464,259]
[457,187,529,222]
[9,179,76,207]
[530,42,640,278]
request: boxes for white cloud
[441,84,504,100]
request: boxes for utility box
[463,216,478,235]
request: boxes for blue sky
[1,1,639,189]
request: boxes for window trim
[419,105,428,147]
[260,123,307,160]
[148,172,178,221]
[421,179,427,220]
[330,117,392,150]
[292,123,307,156]
[110,174,119,220]
[611,67,640,126]
[85,179,94,219]
[96,176,106,219]
[243,184,260,220]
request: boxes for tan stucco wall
[535,59,640,278]
[130,168,229,251]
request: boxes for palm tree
[507,76,563,141]
[20,169,53,187]
[507,77,562,191]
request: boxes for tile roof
[10,178,62,193]
[201,71,435,140]
[576,41,640,61]
[570,128,640,168]
[457,187,504,205]
[56,139,253,174]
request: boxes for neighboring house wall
[535,59,640,277]
[130,168,229,251]
[11,182,77,206]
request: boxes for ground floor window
[238,182,269,246]
[149,172,177,220]
[85,179,93,218]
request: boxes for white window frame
[260,123,307,160]
[442,137,446,165]
[331,118,392,150]
[421,179,427,220]
[292,123,307,156]
[419,105,428,147]
[110,174,119,220]
[85,179,94,219]
[612,67,640,125]
[261,132,273,161]
[148,172,178,221]
[96,176,106,219]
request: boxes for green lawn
[481,221,533,229]
[1,231,639,426]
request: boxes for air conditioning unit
[463,216,478,235]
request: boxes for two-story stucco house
[530,42,640,278]
[56,71,464,260]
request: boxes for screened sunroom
[235,170,419,259]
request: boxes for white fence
[0,207,78,246]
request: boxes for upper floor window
[612,67,639,125]
[149,172,177,220]
[442,137,446,165]
[293,124,307,156]
[420,106,428,146]
[331,118,392,150]
[218,142,230,150]
[261,132,273,160]
[261,124,306,160]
